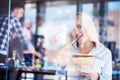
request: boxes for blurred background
[0,0,120,80]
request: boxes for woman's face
[37,38,42,45]
[73,20,89,44]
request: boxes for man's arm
[13,18,35,54]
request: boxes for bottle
[12,50,18,68]
[8,50,17,68]
[12,50,16,61]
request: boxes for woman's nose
[72,28,80,38]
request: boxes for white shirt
[67,43,112,80]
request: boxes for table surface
[0,67,56,75]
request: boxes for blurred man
[0,4,35,64]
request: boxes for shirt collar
[72,42,101,55]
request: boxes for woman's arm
[99,50,112,80]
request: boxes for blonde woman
[67,12,112,80]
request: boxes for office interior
[0,0,120,80]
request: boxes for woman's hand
[80,72,99,80]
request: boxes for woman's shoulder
[94,44,112,58]
[96,43,111,52]
[99,45,111,53]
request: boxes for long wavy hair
[76,12,102,47]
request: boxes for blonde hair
[77,12,102,46]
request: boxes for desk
[17,68,56,80]
[1,67,120,80]
[0,68,55,80]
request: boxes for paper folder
[67,54,95,76]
